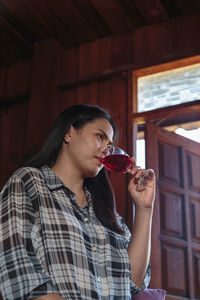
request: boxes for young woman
[0,104,155,300]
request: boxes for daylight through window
[138,63,200,112]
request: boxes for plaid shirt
[0,166,150,300]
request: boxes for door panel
[158,141,183,187]
[145,123,200,300]
[186,151,200,192]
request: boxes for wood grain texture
[146,123,200,299]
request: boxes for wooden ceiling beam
[70,0,112,38]
[134,0,169,24]
[0,15,32,51]
[28,0,77,48]
[117,0,145,28]
[174,0,200,14]
[90,0,134,34]
[160,0,180,18]
[0,16,33,67]
[0,1,35,45]
[42,0,98,45]
[0,44,16,70]
[1,0,53,39]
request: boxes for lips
[95,156,102,165]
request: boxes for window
[137,63,200,112]
[134,59,200,167]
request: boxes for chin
[85,167,102,178]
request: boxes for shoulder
[1,167,45,193]
[12,167,44,184]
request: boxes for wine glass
[100,145,132,173]
[100,145,154,190]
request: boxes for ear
[63,126,73,144]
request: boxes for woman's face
[65,118,114,178]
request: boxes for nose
[101,146,109,156]
[101,144,113,157]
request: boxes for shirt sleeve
[0,174,58,300]
[116,213,151,295]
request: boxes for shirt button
[96,277,102,288]
[84,217,88,222]
[92,246,97,251]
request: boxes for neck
[51,151,87,207]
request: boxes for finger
[127,165,141,176]
[137,169,155,186]
[134,169,145,180]
[130,156,136,165]
[127,157,142,174]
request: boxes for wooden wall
[1,13,200,225]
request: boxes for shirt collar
[40,165,68,191]
[40,165,93,207]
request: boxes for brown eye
[97,134,104,141]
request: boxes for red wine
[100,154,131,173]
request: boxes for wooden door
[145,123,200,300]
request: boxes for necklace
[76,190,87,207]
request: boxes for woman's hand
[127,157,156,209]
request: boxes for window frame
[132,55,200,130]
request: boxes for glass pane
[175,127,200,143]
[165,120,200,143]
[136,139,145,168]
[138,63,200,112]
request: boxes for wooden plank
[0,16,32,61]
[0,0,35,45]
[29,0,76,48]
[174,0,200,14]
[132,100,200,127]
[133,12,200,66]
[124,70,134,231]
[43,0,97,44]
[97,36,111,72]
[70,0,111,37]
[110,32,134,67]
[134,0,169,24]
[59,13,200,90]
[0,110,9,188]
[0,68,6,100]
[161,0,180,18]
[60,46,79,82]
[90,0,133,34]
[176,14,200,58]
[0,14,32,50]
[0,43,15,67]
[58,69,121,91]
[76,82,98,105]
[1,0,52,39]
[0,102,28,189]
[161,242,189,296]
[145,124,162,289]
[78,40,100,76]
[58,88,77,113]
[146,123,200,298]
[117,0,144,28]
[133,54,200,77]
[134,23,172,64]
[24,39,62,152]
[192,250,200,298]
[6,60,31,99]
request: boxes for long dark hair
[27,104,124,235]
